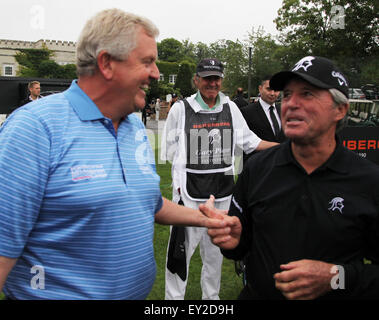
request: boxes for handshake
[198,195,242,251]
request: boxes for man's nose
[284,94,300,109]
[150,63,160,80]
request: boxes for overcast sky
[1,0,284,44]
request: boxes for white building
[0,39,76,77]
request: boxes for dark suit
[240,100,287,161]
[241,100,286,142]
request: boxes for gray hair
[76,8,159,76]
[329,88,349,132]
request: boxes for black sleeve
[221,167,253,260]
[341,187,379,298]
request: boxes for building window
[3,64,14,76]
[169,74,177,85]
[159,73,164,82]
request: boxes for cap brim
[197,71,224,78]
[270,71,333,91]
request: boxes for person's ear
[335,103,349,121]
[97,51,115,80]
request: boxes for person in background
[142,99,149,126]
[240,76,287,161]
[168,93,179,113]
[155,98,161,121]
[206,56,379,300]
[161,58,278,300]
[19,81,41,106]
[232,87,248,109]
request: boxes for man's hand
[274,259,337,300]
[195,195,228,228]
[201,195,228,217]
[199,195,242,250]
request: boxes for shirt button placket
[103,119,127,185]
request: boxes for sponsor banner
[339,126,379,165]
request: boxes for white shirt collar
[259,97,281,130]
[259,97,275,111]
[191,91,229,113]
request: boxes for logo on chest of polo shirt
[328,197,344,214]
[71,164,107,182]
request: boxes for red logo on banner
[343,140,378,151]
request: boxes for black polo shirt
[222,138,379,299]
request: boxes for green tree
[360,56,379,87]
[38,61,77,79]
[158,38,185,62]
[62,64,77,79]
[15,48,77,79]
[39,60,64,78]
[207,39,249,95]
[175,61,196,97]
[15,48,52,77]
[194,42,214,62]
[180,39,197,64]
[147,79,159,102]
[246,27,285,95]
[146,79,177,102]
[274,0,379,86]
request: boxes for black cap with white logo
[196,58,224,78]
[270,56,349,98]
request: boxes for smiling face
[195,75,222,107]
[110,27,159,113]
[281,78,347,145]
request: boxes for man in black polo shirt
[205,56,379,299]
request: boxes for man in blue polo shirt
[0,9,226,300]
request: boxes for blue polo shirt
[0,80,163,299]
